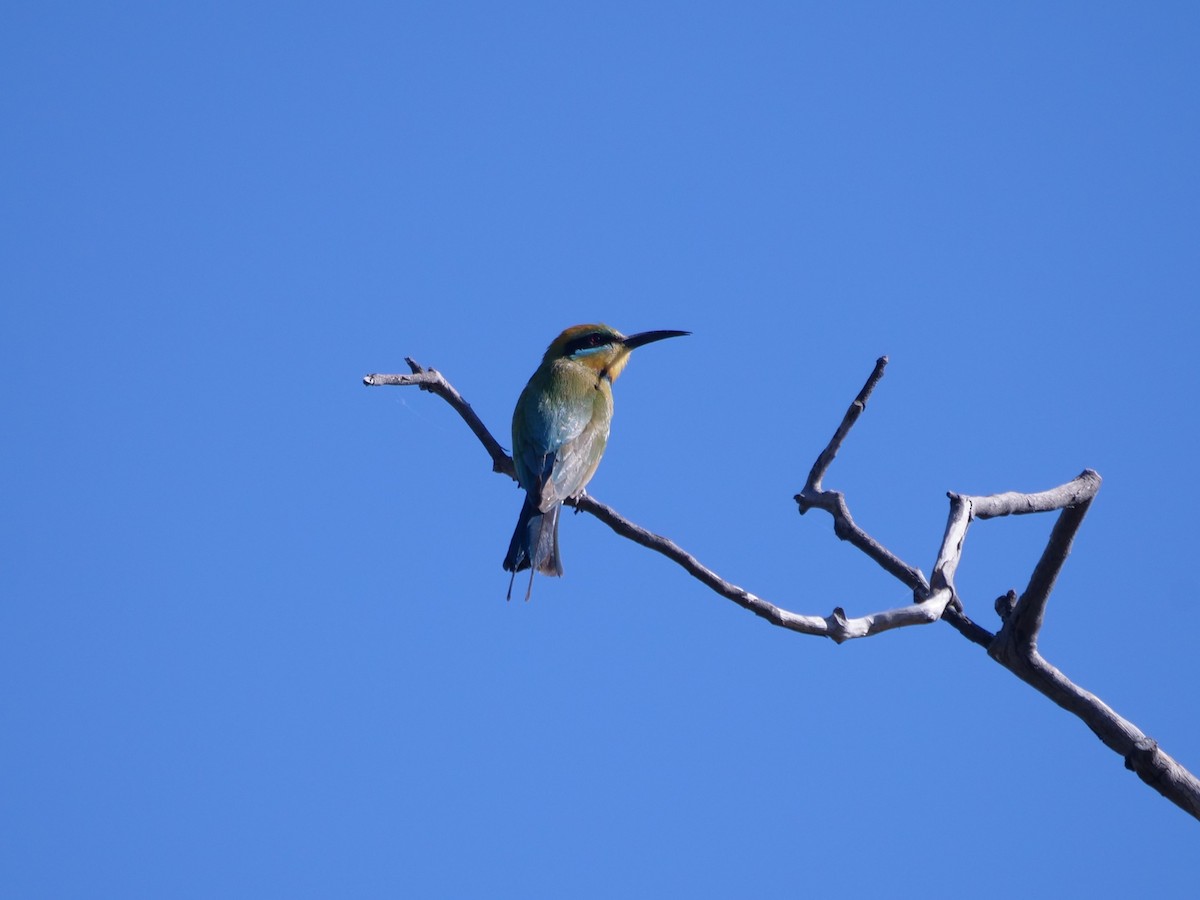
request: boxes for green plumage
[503,324,688,600]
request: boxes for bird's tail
[503,498,562,599]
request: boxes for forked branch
[365,358,971,643]
[364,356,1200,821]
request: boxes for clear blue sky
[4,2,1198,896]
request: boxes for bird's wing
[513,384,609,513]
[544,415,608,508]
[513,390,586,509]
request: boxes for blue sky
[4,2,1199,896]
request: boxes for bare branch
[989,635,1200,819]
[792,361,998,648]
[366,356,1200,821]
[930,494,972,599]
[967,469,1102,520]
[365,358,967,645]
[951,470,1200,818]
[938,472,1100,650]
[1002,486,1098,651]
[951,469,1101,651]
[574,493,955,644]
[964,468,1200,816]
[795,358,926,593]
[804,355,889,492]
[365,359,514,479]
[942,604,995,648]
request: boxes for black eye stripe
[564,332,611,356]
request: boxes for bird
[503,323,690,600]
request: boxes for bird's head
[543,324,690,381]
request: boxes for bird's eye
[564,331,612,357]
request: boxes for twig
[804,355,889,492]
[796,357,927,593]
[364,359,514,479]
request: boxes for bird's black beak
[621,329,691,350]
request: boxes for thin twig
[795,357,926,592]
[804,355,889,491]
[365,360,514,478]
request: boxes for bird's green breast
[512,359,614,503]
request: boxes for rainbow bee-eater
[503,324,690,600]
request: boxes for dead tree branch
[365,359,514,478]
[366,359,973,643]
[979,479,1200,819]
[364,356,1200,821]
